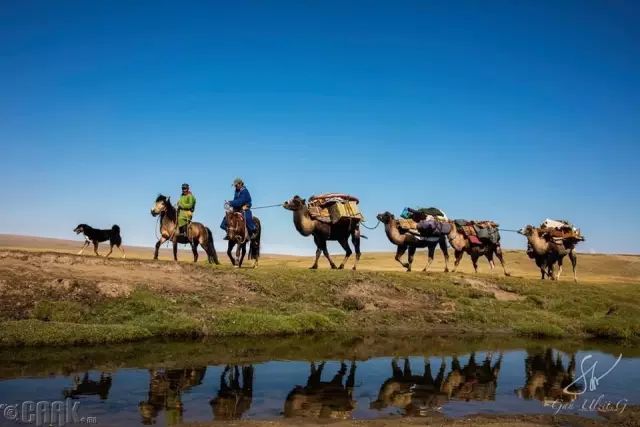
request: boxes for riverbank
[1,246,639,347]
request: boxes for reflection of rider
[220,177,257,238]
[177,183,196,237]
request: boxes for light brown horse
[150,194,219,264]
[225,210,261,268]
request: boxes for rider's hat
[181,183,189,189]
[232,177,244,186]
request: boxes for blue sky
[1,1,638,254]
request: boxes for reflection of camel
[63,372,112,400]
[371,358,448,416]
[443,353,502,401]
[138,367,207,425]
[516,349,579,402]
[284,361,356,419]
[210,365,254,420]
[372,354,502,416]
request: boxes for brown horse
[224,210,261,268]
[150,194,219,264]
[283,195,361,270]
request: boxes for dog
[73,224,125,258]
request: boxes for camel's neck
[292,207,315,236]
[384,220,406,245]
[527,230,548,254]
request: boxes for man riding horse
[220,178,257,239]
[177,183,196,238]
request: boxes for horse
[150,194,220,264]
[224,209,261,268]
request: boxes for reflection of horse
[224,209,261,268]
[150,194,219,264]
[371,358,448,416]
[284,361,356,419]
[138,367,207,425]
[516,349,579,402]
[210,365,254,420]
[63,372,112,400]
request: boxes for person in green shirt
[177,183,196,236]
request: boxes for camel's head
[151,194,169,217]
[376,211,394,223]
[283,195,306,211]
[519,225,535,236]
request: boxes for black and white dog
[73,224,125,258]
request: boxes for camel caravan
[73,180,585,281]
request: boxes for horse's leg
[105,244,114,258]
[154,237,166,260]
[93,241,100,256]
[191,240,198,263]
[440,237,449,273]
[352,227,361,271]
[78,240,90,255]
[337,237,352,270]
[422,243,435,272]
[310,236,322,269]
[238,243,247,268]
[395,245,409,270]
[495,245,509,276]
[407,246,416,272]
[227,240,236,266]
[569,249,578,282]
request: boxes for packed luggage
[453,219,501,245]
[307,193,364,224]
[539,218,584,244]
[396,207,450,239]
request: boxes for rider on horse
[177,183,196,237]
[220,178,257,239]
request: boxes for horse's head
[151,194,170,217]
[283,195,305,211]
[376,212,394,223]
[226,211,246,243]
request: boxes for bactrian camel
[519,225,578,282]
[445,223,510,276]
[376,212,449,272]
[283,195,361,270]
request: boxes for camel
[519,225,577,282]
[210,365,254,420]
[445,222,510,276]
[376,212,449,272]
[283,196,361,270]
[516,349,579,402]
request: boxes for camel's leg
[337,237,352,270]
[310,236,323,269]
[556,256,564,280]
[395,245,410,270]
[495,245,509,276]
[227,240,236,266]
[105,244,114,258]
[154,238,166,260]
[93,241,100,256]
[316,236,336,269]
[191,241,199,263]
[172,240,178,261]
[78,240,90,255]
[407,246,417,272]
[569,250,578,282]
[422,244,436,272]
[439,237,450,272]
[452,250,464,273]
[471,253,480,273]
[118,244,126,259]
[351,228,361,271]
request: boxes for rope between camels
[251,203,283,210]
[360,219,381,230]
[498,228,521,233]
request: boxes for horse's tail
[206,227,220,265]
[248,219,261,260]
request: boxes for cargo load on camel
[539,218,584,244]
[396,207,450,238]
[453,219,500,245]
[307,193,364,224]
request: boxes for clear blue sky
[1,1,638,254]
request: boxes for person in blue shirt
[220,177,257,238]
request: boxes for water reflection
[63,372,112,400]
[138,367,207,425]
[284,361,356,419]
[211,365,254,420]
[516,348,580,402]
